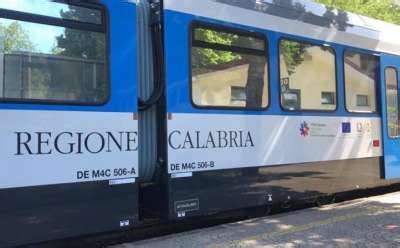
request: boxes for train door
[380,54,400,179]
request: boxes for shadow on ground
[115,192,400,248]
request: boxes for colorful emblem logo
[300,121,310,137]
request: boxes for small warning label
[174,199,199,213]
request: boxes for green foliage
[281,0,400,76]
[280,40,308,76]
[387,106,400,136]
[56,7,105,60]
[192,29,241,68]
[54,6,107,101]
[195,28,237,46]
[192,48,238,69]
[314,0,400,25]
[0,21,34,53]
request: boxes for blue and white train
[1,0,400,246]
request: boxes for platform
[112,191,400,248]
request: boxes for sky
[0,0,100,53]
[0,0,70,53]
[1,18,65,53]
[0,0,69,18]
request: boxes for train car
[0,1,139,247]
[1,0,400,246]
[148,0,400,220]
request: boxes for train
[1,0,400,246]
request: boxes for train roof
[164,0,400,56]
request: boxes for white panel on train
[0,110,139,189]
[167,114,382,174]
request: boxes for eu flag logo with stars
[342,122,351,134]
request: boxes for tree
[314,0,400,25]
[280,40,308,76]
[54,5,107,101]
[191,28,240,69]
[0,21,34,53]
[56,6,104,60]
[192,28,268,108]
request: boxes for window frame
[343,49,379,114]
[321,91,336,105]
[278,37,338,112]
[0,0,110,106]
[189,21,270,111]
[355,94,370,107]
[384,66,400,139]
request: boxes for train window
[385,67,400,138]
[356,95,370,107]
[344,50,378,113]
[321,92,335,105]
[0,2,108,104]
[279,39,336,111]
[191,24,268,109]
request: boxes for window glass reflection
[191,26,268,109]
[194,28,265,51]
[279,39,336,111]
[0,18,107,103]
[344,50,378,113]
[385,68,400,138]
[0,0,102,24]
